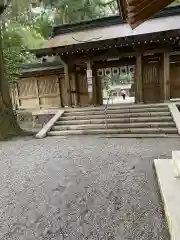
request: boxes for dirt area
[0,136,177,239]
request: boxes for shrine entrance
[96,63,135,105]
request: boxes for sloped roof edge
[51,5,180,36]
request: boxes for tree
[2,22,44,82]
[170,0,180,5]
[0,0,117,140]
[39,0,118,24]
[0,0,45,139]
[0,1,21,139]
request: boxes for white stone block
[172,151,180,178]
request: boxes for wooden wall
[170,63,180,99]
[12,60,180,108]
[10,72,90,109]
[76,73,89,106]
[142,61,161,103]
[10,75,62,109]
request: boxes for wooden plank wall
[143,61,161,103]
[77,73,89,106]
[10,72,90,109]
[170,63,180,99]
[11,75,64,109]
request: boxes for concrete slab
[48,127,177,136]
[154,158,180,240]
[61,112,171,121]
[65,102,169,112]
[52,122,176,131]
[36,110,64,138]
[172,151,180,178]
[168,104,180,135]
[64,107,169,116]
[100,134,179,138]
[56,116,173,125]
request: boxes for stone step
[60,111,171,121]
[56,116,173,125]
[52,122,176,131]
[172,151,180,178]
[100,134,179,138]
[65,103,169,112]
[64,107,169,116]
[48,128,177,136]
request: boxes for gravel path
[0,136,179,240]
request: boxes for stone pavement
[0,136,179,239]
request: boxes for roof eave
[117,0,175,29]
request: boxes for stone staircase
[47,104,179,137]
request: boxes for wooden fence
[9,75,62,109]
[9,72,90,109]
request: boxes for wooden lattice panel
[38,76,58,95]
[18,78,36,97]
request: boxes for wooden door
[77,73,89,106]
[143,61,161,103]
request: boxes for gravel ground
[0,136,179,240]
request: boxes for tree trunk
[27,0,32,23]
[0,28,21,140]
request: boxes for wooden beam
[64,64,72,107]
[35,77,40,108]
[92,50,137,62]
[58,76,63,107]
[162,52,170,102]
[135,54,143,103]
[94,58,135,69]
[74,72,80,106]
[92,68,99,106]
[118,0,174,28]
[128,0,174,26]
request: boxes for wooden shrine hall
[14,5,180,109]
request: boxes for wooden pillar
[64,64,72,107]
[92,67,98,105]
[96,76,103,105]
[58,77,63,107]
[35,77,40,108]
[86,60,93,105]
[15,82,20,107]
[161,51,170,102]
[92,75,96,105]
[74,72,79,106]
[135,54,143,103]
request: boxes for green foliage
[33,12,53,39]
[2,22,44,81]
[1,0,117,82]
[170,0,180,5]
[40,0,118,24]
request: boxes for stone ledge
[172,151,180,178]
[168,103,180,135]
[154,158,180,240]
[36,110,64,139]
